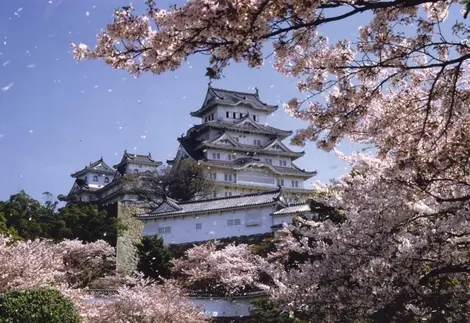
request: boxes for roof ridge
[210,87,258,97]
[178,188,282,205]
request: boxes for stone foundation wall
[116,202,144,275]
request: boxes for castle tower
[169,86,316,202]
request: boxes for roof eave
[190,101,278,117]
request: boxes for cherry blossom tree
[73,0,470,321]
[0,237,65,294]
[59,239,116,288]
[172,242,268,294]
[88,278,208,323]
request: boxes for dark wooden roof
[188,117,293,140]
[113,150,162,169]
[138,188,285,219]
[71,158,116,177]
[190,86,278,117]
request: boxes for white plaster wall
[206,149,228,162]
[255,154,293,168]
[125,162,156,175]
[272,214,294,227]
[280,176,305,189]
[82,172,112,189]
[141,206,276,244]
[237,168,276,187]
[192,298,255,317]
[225,131,270,147]
[215,105,269,124]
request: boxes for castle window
[224,174,233,182]
[209,172,217,180]
[277,179,284,186]
[134,169,139,174]
[104,177,109,184]
[212,153,220,160]
[253,139,261,146]
[228,219,240,226]
[84,176,87,183]
[228,154,233,161]
[226,111,230,118]
[232,112,236,119]
[239,113,243,119]
[253,115,258,121]
[291,180,299,188]
[93,176,98,182]
[265,158,272,165]
[196,223,202,230]
[158,226,171,234]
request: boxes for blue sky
[0,0,357,202]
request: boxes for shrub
[137,236,173,281]
[0,288,81,323]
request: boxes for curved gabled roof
[138,188,284,219]
[187,118,292,140]
[201,159,316,178]
[190,86,278,117]
[113,150,162,169]
[71,158,115,178]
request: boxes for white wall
[192,298,255,317]
[81,172,112,189]
[125,162,157,175]
[226,131,270,147]
[142,206,277,244]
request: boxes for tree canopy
[0,191,117,246]
[131,159,214,205]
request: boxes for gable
[232,117,261,130]
[152,200,182,214]
[211,133,240,147]
[264,139,291,152]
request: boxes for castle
[64,85,317,244]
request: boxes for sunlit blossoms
[75,0,470,321]
[90,279,208,323]
[173,242,267,294]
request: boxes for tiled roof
[272,202,311,215]
[71,158,116,177]
[190,86,278,117]
[200,159,316,178]
[113,150,162,168]
[188,119,292,140]
[199,142,305,159]
[178,137,205,160]
[138,189,284,219]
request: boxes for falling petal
[1,83,13,92]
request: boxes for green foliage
[0,211,19,240]
[137,235,173,281]
[249,299,307,323]
[250,237,276,257]
[54,202,118,246]
[0,191,118,245]
[0,288,81,323]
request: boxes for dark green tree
[0,191,49,240]
[54,202,118,246]
[0,191,118,245]
[137,235,173,281]
[0,288,81,323]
